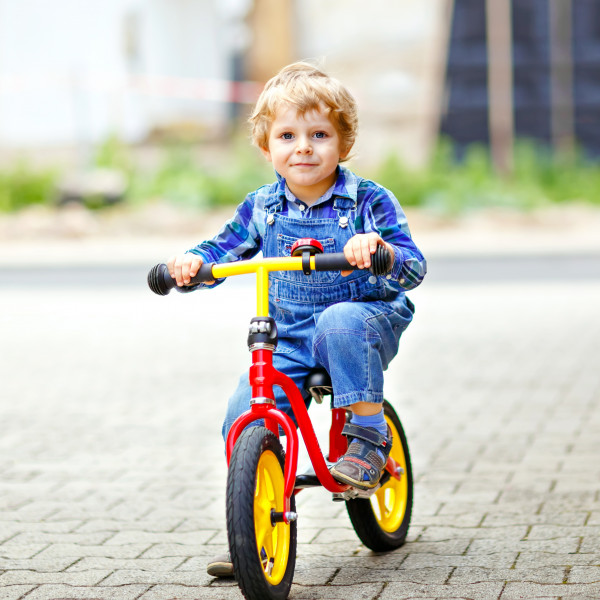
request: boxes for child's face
[261,103,349,203]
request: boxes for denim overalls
[221,186,415,440]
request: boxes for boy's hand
[167,254,215,286]
[341,233,394,276]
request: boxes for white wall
[0,0,234,149]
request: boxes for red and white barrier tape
[0,72,263,103]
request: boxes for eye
[281,132,294,140]
[313,131,327,139]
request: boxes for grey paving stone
[515,552,600,568]
[501,582,600,599]
[65,556,186,571]
[18,584,151,600]
[401,552,518,570]
[449,566,566,584]
[74,518,185,533]
[138,585,243,600]
[333,566,452,585]
[418,526,529,542]
[139,543,226,559]
[0,557,77,572]
[289,583,385,599]
[0,544,48,559]
[528,525,600,540]
[0,585,38,600]
[291,565,339,585]
[568,566,600,583]
[379,581,505,599]
[481,512,589,527]
[104,530,217,546]
[34,543,152,559]
[98,568,212,586]
[467,537,581,554]
[0,569,111,585]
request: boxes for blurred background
[1,0,600,246]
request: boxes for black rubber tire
[345,399,413,551]
[226,427,297,600]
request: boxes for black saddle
[304,368,333,404]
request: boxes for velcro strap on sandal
[341,423,389,449]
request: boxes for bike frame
[206,256,402,519]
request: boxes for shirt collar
[275,165,359,204]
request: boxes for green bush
[371,138,600,215]
[128,138,273,209]
[0,162,58,212]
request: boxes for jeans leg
[313,299,413,408]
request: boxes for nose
[296,135,312,154]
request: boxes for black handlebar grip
[147,262,215,295]
[313,245,391,276]
[147,263,173,295]
[312,253,353,272]
[369,245,392,276]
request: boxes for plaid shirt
[188,165,426,291]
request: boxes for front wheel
[345,399,413,551]
[226,427,297,600]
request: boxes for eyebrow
[271,119,335,132]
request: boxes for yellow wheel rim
[253,450,290,585]
[370,415,409,532]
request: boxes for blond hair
[249,62,358,161]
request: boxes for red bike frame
[225,344,402,520]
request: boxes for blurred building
[0,0,251,149]
[2,0,595,169]
[0,0,450,169]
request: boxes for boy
[167,62,426,576]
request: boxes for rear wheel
[345,399,413,551]
[226,427,297,600]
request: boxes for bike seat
[304,368,333,404]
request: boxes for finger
[189,256,202,277]
[181,258,193,284]
[369,232,381,254]
[173,258,184,286]
[167,256,176,278]
[344,243,358,267]
[358,236,372,268]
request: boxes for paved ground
[1,235,600,599]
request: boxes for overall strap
[333,175,363,229]
[264,183,285,225]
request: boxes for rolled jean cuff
[332,390,384,409]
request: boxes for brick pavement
[1,259,600,599]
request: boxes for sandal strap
[341,423,391,452]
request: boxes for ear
[339,144,352,161]
[260,146,272,162]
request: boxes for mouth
[293,162,317,167]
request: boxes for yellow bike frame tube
[210,256,316,317]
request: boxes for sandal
[329,423,392,490]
